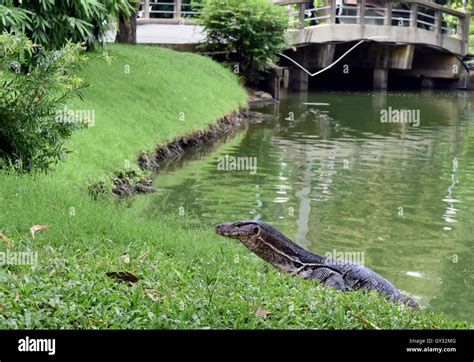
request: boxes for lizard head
[214,220,309,273]
[214,220,262,245]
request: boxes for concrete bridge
[138,0,471,90]
[275,0,471,90]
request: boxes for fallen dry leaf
[120,253,130,264]
[0,232,11,241]
[146,291,158,302]
[30,225,48,238]
[256,309,271,317]
[15,291,20,302]
[106,272,139,283]
[0,304,4,312]
[138,251,149,262]
[0,232,14,248]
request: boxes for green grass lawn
[0,44,469,329]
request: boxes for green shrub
[200,0,287,84]
[0,0,134,49]
[0,32,87,172]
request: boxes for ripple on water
[152,91,474,323]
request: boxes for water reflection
[442,157,460,227]
[147,91,474,323]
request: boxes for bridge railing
[274,0,469,50]
[138,0,202,24]
[136,0,469,54]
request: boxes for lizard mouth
[214,223,234,237]
[214,222,254,239]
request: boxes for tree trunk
[115,3,139,44]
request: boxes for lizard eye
[253,226,260,235]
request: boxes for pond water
[150,90,474,323]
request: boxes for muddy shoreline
[111,109,253,197]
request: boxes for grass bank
[0,44,468,329]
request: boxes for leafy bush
[200,0,287,84]
[0,32,87,172]
[0,0,134,49]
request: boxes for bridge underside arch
[279,25,468,91]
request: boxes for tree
[0,33,86,172]
[115,1,141,44]
[0,0,134,49]
[200,0,287,84]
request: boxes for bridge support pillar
[268,65,287,100]
[286,44,335,91]
[315,44,336,68]
[390,45,415,70]
[373,68,388,90]
[457,69,471,89]
[421,77,436,89]
[289,68,309,91]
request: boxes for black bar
[0,330,473,361]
